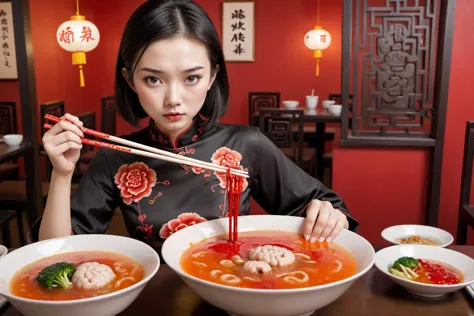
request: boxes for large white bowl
[0,234,160,316]
[162,215,375,316]
[375,245,474,298]
[381,224,454,248]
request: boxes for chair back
[0,102,17,135]
[101,96,116,135]
[258,108,304,167]
[248,92,280,126]
[40,100,65,136]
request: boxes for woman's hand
[42,113,84,178]
[303,199,349,243]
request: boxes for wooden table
[253,108,341,181]
[1,246,472,316]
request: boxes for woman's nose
[165,84,182,107]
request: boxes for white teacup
[329,105,342,116]
[305,96,318,109]
[322,100,336,110]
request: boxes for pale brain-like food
[243,260,272,274]
[248,245,296,267]
[72,262,116,290]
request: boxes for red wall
[1,0,473,244]
[333,0,474,245]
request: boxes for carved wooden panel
[342,0,445,146]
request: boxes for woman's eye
[146,76,161,85]
[186,75,202,84]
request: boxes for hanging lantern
[56,0,100,87]
[304,26,331,76]
[304,0,331,76]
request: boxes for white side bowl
[381,224,454,248]
[0,234,160,316]
[0,245,7,259]
[329,105,342,116]
[322,100,336,109]
[282,100,299,109]
[375,245,474,297]
[162,215,375,316]
[3,134,23,146]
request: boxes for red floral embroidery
[211,147,248,191]
[191,166,207,174]
[159,212,207,239]
[114,162,157,205]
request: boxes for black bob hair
[115,0,229,129]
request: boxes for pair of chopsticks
[43,114,249,178]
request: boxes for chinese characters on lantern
[58,26,96,45]
[223,2,254,62]
[0,2,17,79]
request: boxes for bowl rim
[3,134,23,138]
[0,234,160,304]
[162,215,376,294]
[374,244,474,289]
[381,224,454,247]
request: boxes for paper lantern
[304,26,331,76]
[56,8,100,87]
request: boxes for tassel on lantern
[72,51,87,87]
[314,50,322,77]
[79,66,85,87]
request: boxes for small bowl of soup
[0,234,160,316]
[381,224,454,248]
[162,215,375,316]
[375,244,474,297]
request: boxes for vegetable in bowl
[35,262,76,289]
[390,257,419,280]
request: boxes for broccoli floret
[392,257,419,270]
[35,262,76,289]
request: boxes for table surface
[1,246,473,316]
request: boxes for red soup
[10,250,144,301]
[181,231,357,289]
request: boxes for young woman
[32,0,358,248]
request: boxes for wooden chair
[0,102,19,181]
[101,96,117,136]
[456,120,474,244]
[40,100,65,181]
[248,92,280,126]
[329,93,353,107]
[0,210,16,247]
[258,108,316,175]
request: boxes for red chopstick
[43,114,249,178]
[43,115,248,178]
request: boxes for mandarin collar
[148,115,206,149]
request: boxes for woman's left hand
[303,199,349,243]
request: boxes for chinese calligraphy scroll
[0,2,17,79]
[222,1,254,62]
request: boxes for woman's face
[125,36,217,140]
